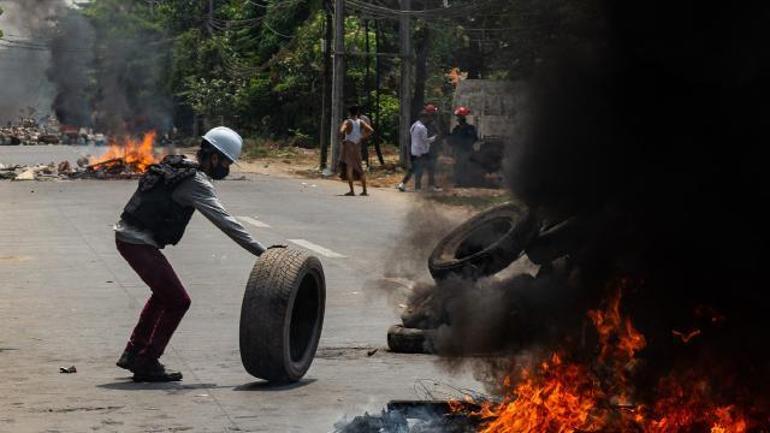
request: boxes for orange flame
[587,286,647,361]
[672,328,702,344]
[458,281,753,433]
[476,354,604,433]
[89,131,160,173]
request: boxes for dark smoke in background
[506,0,770,385]
[47,7,94,127]
[390,0,770,412]
[86,3,173,134]
[0,1,172,133]
[0,0,64,123]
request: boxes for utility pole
[208,0,214,35]
[398,0,412,168]
[363,19,371,167]
[319,0,333,171]
[373,20,385,166]
[330,0,345,173]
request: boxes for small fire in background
[89,131,161,174]
[454,279,752,433]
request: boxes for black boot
[132,358,183,382]
[116,348,138,372]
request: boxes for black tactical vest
[121,155,199,248]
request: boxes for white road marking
[238,216,272,228]
[288,239,347,258]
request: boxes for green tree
[73,0,600,144]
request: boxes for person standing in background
[339,105,374,196]
[398,110,438,192]
[449,106,478,187]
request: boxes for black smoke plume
[506,0,770,394]
[0,0,65,123]
[394,0,770,416]
[0,1,172,133]
[47,8,94,127]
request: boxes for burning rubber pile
[0,131,162,181]
[337,1,770,432]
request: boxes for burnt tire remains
[387,325,437,354]
[428,203,536,281]
[239,248,326,383]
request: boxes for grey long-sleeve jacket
[114,171,265,256]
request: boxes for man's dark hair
[349,105,361,117]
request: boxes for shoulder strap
[139,156,198,191]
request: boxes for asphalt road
[0,146,480,433]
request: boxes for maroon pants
[116,239,191,360]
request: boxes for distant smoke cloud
[0,0,65,123]
[47,8,94,127]
[0,0,170,133]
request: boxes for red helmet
[454,106,471,117]
[424,104,439,114]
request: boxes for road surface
[0,145,480,433]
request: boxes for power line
[345,0,498,20]
[262,21,294,39]
[243,0,300,11]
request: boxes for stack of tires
[387,203,539,354]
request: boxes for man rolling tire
[114,126,277,382]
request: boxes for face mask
[212,163,230,180]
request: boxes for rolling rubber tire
[239,248,326,383]
[428,203,537,281]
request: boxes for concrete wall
[452,79,526,141]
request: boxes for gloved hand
[256,244,286,256]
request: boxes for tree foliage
[76,0,598,143]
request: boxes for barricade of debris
[0,116,63,146]
[0,112,112,146]
[0,156,145,181]
[1,130,166,181]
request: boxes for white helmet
[202,126,243,162]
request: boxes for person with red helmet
[454,106,471,117]
[449,106,478,186]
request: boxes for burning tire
[428,203,537,280]
[239,248,326,383]
[525,216,584,265]
[387,325,436,354]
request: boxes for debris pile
[335,400,482,433]
[0,157,137,181]
[1,131,164,181]
[0,117,63,146]
[0,114,112,146]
